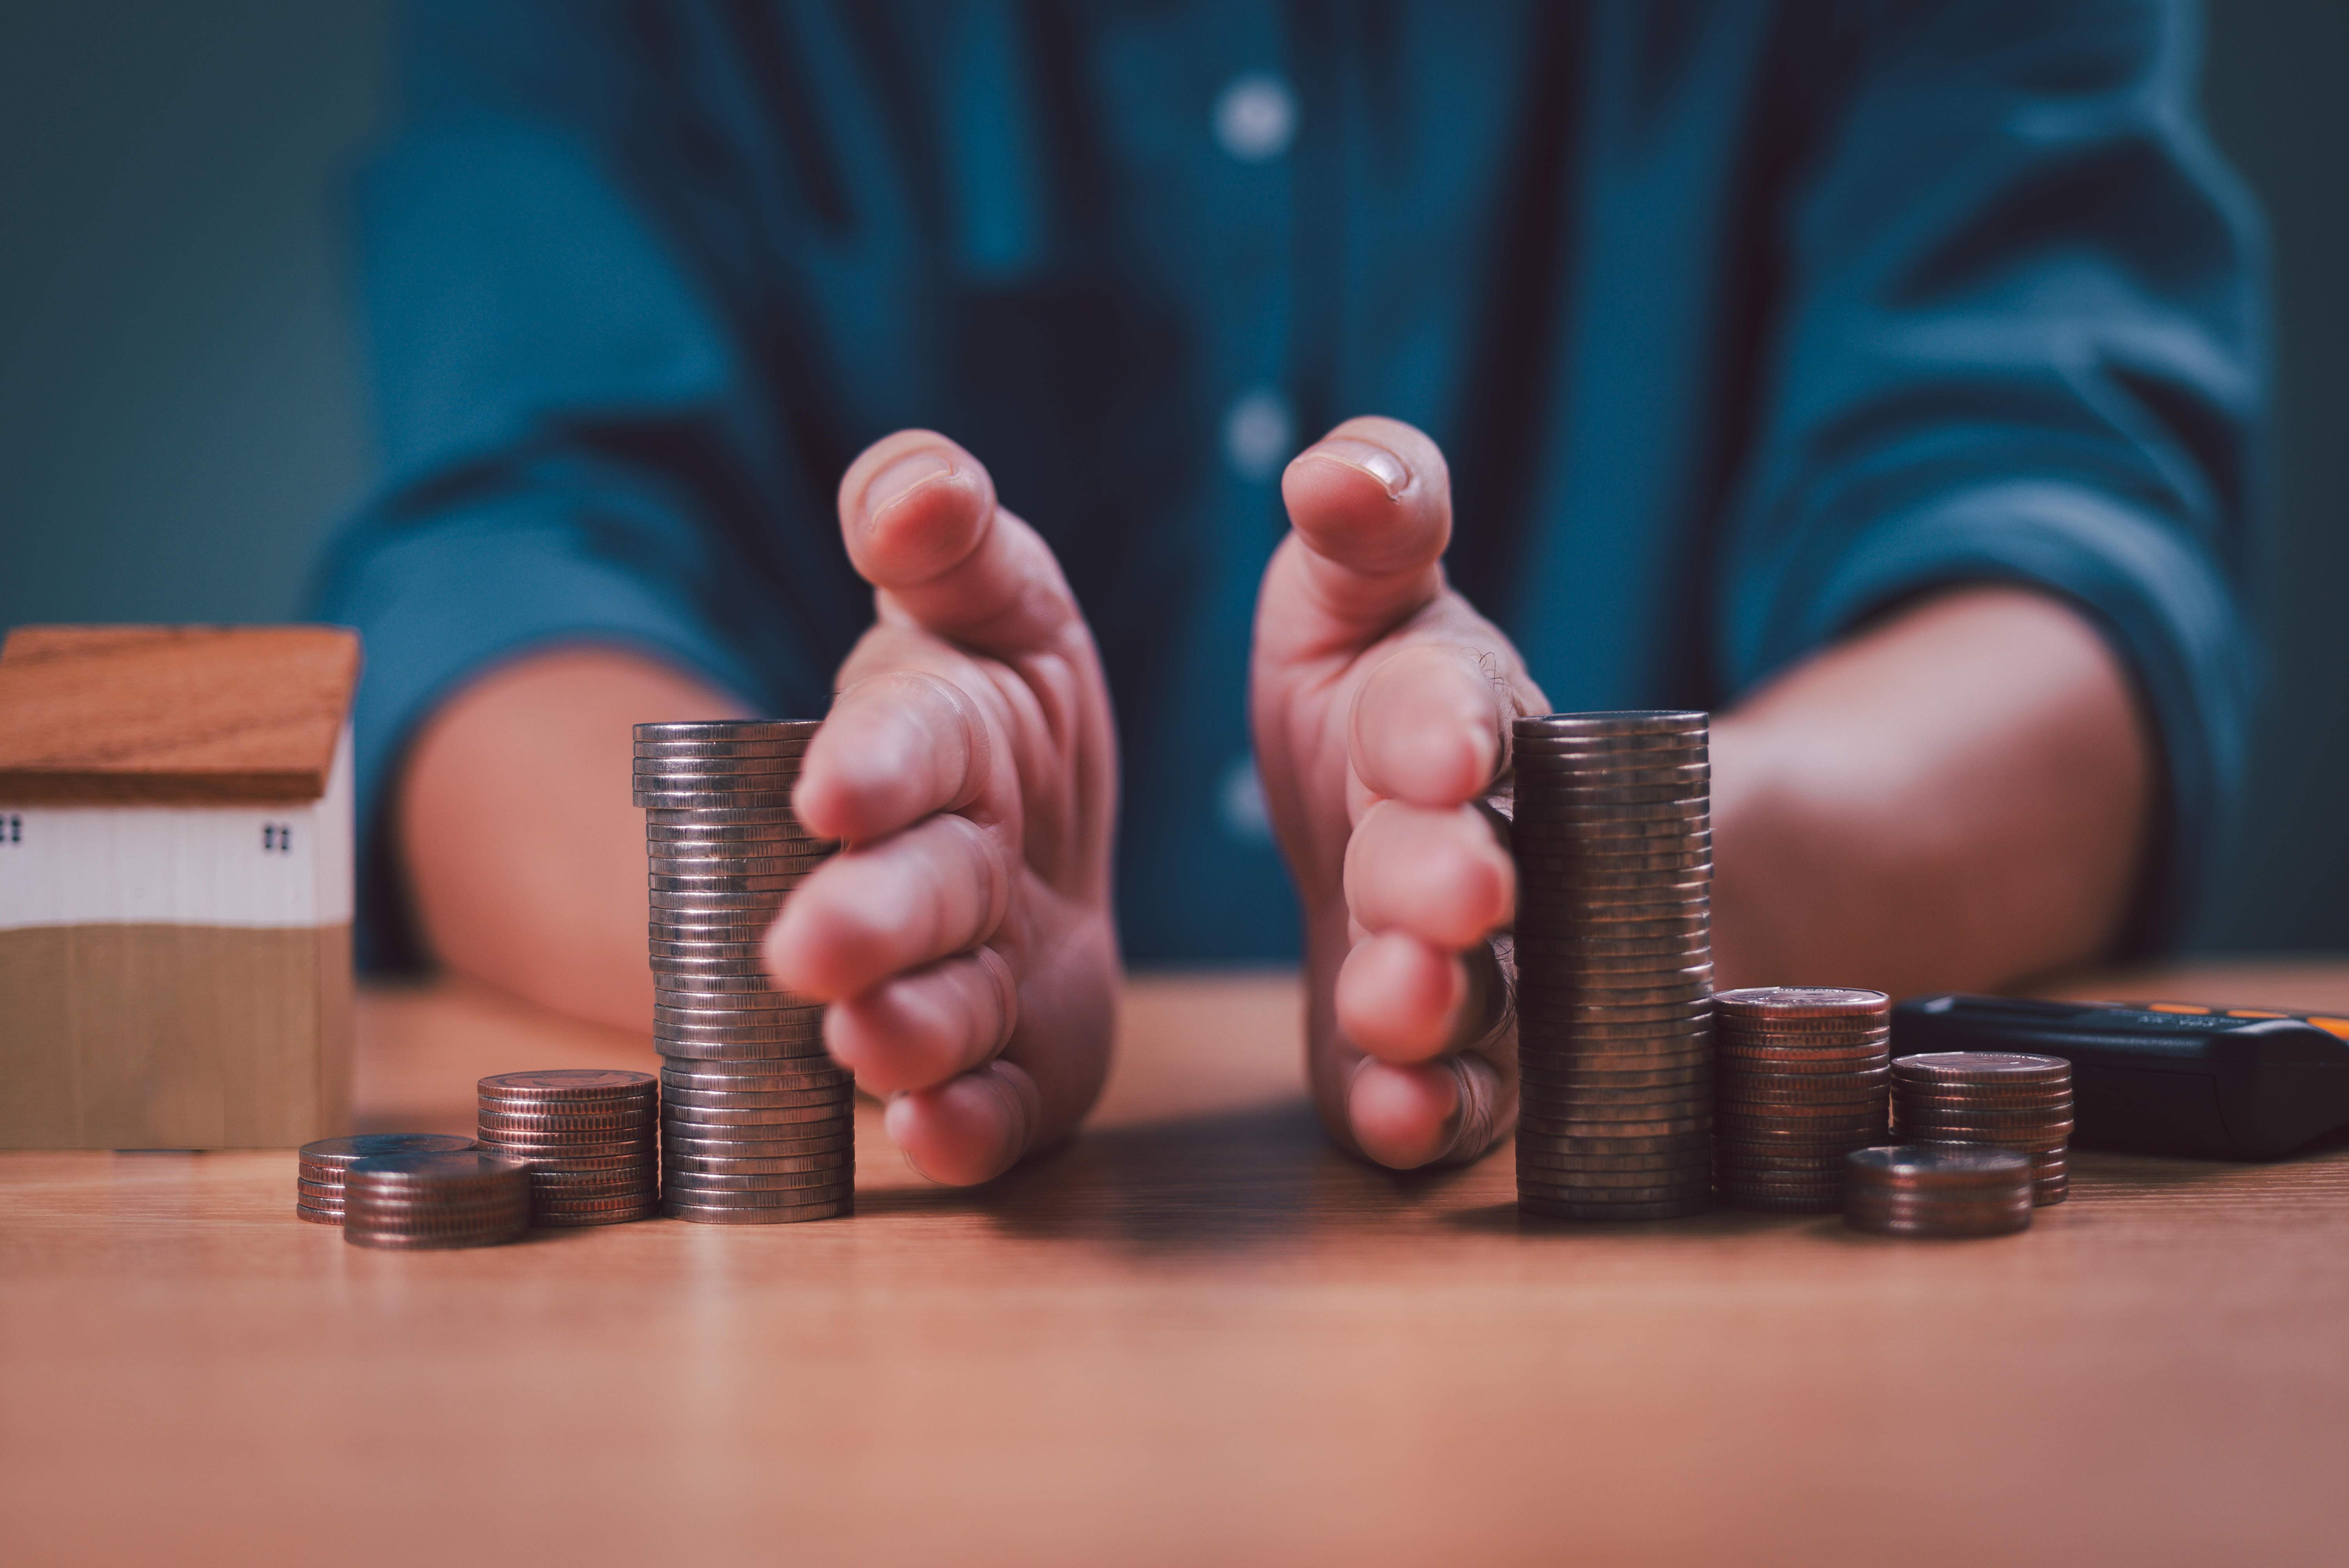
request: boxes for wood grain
[0,625,360,802]
[0,923,351,1148]
[2,966,2345,1568]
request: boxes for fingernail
[863,450,954,525]
[1310,438,1410,499]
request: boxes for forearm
[1710,585,2154,998]
[398,647,750,1030]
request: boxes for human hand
[1250,417,1547,1169]
[765,431,1119,1185]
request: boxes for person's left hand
[1250,417,1549,1168]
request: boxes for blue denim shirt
[310,0,2267,969]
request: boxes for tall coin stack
[637,720,854,1224]
[296,1133,477,1226]
[1891,1051,2073,1205]
[1510,711,1713,1221]
[1712,987,1892,1213]
[342,1150,532,1250]
[474,1070,661,1225]
[1843,1145,2034,1238]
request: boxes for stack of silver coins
[1509,711,1713,1221]
[295,1133,477,1226]
[1843,1144,2035,1238]
[1712,987,1892,1213]
[474,1070,660,1225]
[1891,1051,2074,1205]
[342,1150,532,1250]
[637,720,854,1223]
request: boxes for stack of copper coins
[342,1150,532,1250]
[473,1070,661,1225]
[295,1133,477,1226]
[1713,987,1892,1213]
[1843,1145,2034,1237]
[1510,711,1713,1221]
[1891,1051,2073,1205]
[636,720,855,1224]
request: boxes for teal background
[0,0,2340,954]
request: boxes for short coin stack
[474,1070,660,1225]
[1891,1051,2073,1205]
[296,1133,478,1225]
[1510,711,1713,1221]
[1713,987,1892,1213]
[1843,1145,2034,1237]
[342,1150,532,1250]
[638,719,854,1223]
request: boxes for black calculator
[1890,993,2349,1160]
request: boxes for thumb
[838,430,1080,657]
[1258,416,1453,664]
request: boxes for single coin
[1517,1115,1709,1141]
[662,1104,854,1129]
[648,923,778,945]
[1843,1144,2033,1185]
[647,873,814,895]
[652,971,809,993]
[478,1069,656,1102]
[642,806,810,827]
[654,1039,834,1064]
[1515,1144,1708,1172]
[479,1148,655,1168]
[642,859,820,883]
[656,1028,831,1052]
[1893,1102,2074,1128]
[665,1199,851,1224]
[1713,986,1889,1019]
[652,988,816,1011]
[659,1084,854,1110]
[636,720,821,742]
[297,1133,477,1169]
[345,1226,529,1251]
[1516,710,1706,735]
[344,1149,530,1186]
[662,1071,850,1097]
[1891,1052,2072,1085]
[661,1167,853,1192]
[647,941,772,962]
[295,1202,343,1225]
[634,742,814,764]
[1893,1084,2075,1108]
[661,1180,855,1208]
[1516,1063,1713,1090]
[524,1149,659,1172]
[296,1178,344,1203]
[660,1129,857,1157]
[475,1111,658,1137]
[1517,1179,1715,1206]
[476,1132,658,1155]
[633,751,810,772]
[664,1151,853,1176]
[635,789,799,808]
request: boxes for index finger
[790,667,990,846]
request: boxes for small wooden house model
[0,626,361,1148]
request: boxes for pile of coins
[295,1133,478,1225]
[474,1070,660,1225]
[1510,711,1713,1221]
[1713,987,1891,1213]
[1843,1145,2035,1237]
[342,1150,532,1250]
[638,720,855,1223]
[1892,1051,2073,1205]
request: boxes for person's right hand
[764,431,1120,1187]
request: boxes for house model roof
[0,626,361,804]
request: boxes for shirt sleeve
[303,0,858,969]
[1713,0,2269,950]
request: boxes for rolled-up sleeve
[305,3,848,968]
[1714,0,2268,947]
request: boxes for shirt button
[1224,387,1294,482]
[1217,754,1274,845]
[1213,73,1297,162]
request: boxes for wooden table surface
[5,960,2349,1566]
